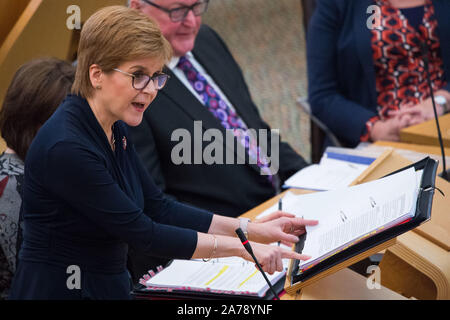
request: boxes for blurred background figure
[0,57,75,299]
[307,0,450,149]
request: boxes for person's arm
[368,115,413,141]
[388,89,450,122]
[192,232,309,275]
[307,0,377,146]
[206,214,317,243]
[190,207,318,275]
[45,141,201,260]
[133,145,213,233]
[46,141,317,274]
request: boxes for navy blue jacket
[307,0,450,147]
[10,95,213,299]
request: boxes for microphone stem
[424,60,448,180]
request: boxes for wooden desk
[374,140,450,158]
[241,190,407,300]
[0,0,124,151]
[400,114,450,147]
[380,231,450,300]
[296,268,406,300]
[1,0,124,105]
[372,141,450,176]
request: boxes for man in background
[128,0,309,217]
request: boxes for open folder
[285,157,438,293]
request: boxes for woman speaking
[9,6,316,300]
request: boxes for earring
[96,85,102,90]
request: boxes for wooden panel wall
[0,0,126,152]
[0,0,30,46]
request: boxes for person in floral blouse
[307,0,450,147]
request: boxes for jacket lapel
[161,66,226,134]
[75,96,132,194]
[160,63,264,176]
[193,45,259,130]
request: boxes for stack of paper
[260,167,422,273]
[297,167,421,271]
[283,148,376,191]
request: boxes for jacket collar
[66,95,134,194]
[66,95,114,153]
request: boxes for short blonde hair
[72,5,172,98]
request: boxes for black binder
[287,157,438,289]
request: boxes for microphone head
[235,227,246,242]
[235,228,253,255]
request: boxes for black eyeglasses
[142,0,209,22]
[113,68,170,90]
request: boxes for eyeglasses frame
[113,68,170,91]
[141,0,210,22]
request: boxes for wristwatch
[435,95,449,114]
[239,218,251,239]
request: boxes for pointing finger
[281,249,311,261]
[289,218,319,227]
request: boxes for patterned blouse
[0,152,24,299]
[362,0,447,141]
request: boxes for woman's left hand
[248,216,319,246]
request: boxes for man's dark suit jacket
[129,24,308,218]
[307,0,450,148]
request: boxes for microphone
[235,228,280,300]
[420,42,448,182]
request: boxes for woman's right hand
[240,241,311,275]
[369,115,412,142]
